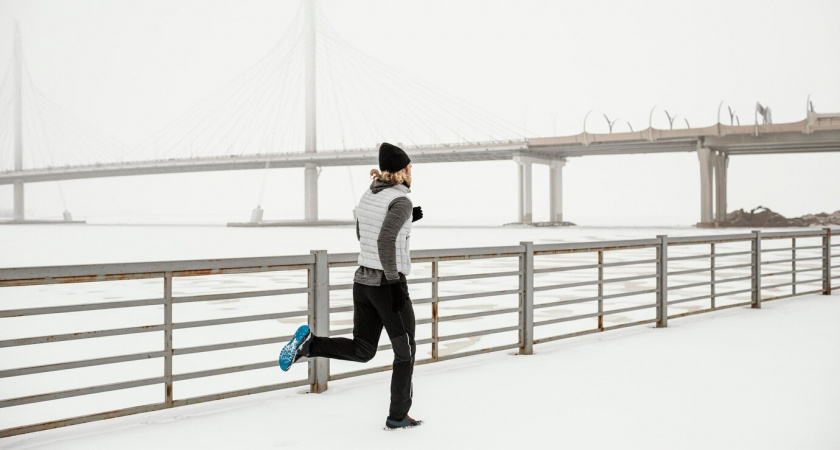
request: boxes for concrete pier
[713,151,729,223]
[697,147,714,226]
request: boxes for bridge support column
[713,152,729,223]
[697,147,714,226]
[13,181,24,221]
[304,164,318,221]
[549,159,566,223]
[13,22,24,221]
[514,158,533,223]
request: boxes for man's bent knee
[353,339,377,362]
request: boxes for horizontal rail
[761,245,822,253]
[762,267,824,278]
[172,287,309,304]
[0,297,165,318]
[536,303,657,327]
[762,256,823,265]
[762,278,823,290]
[0,255,315,285]
[436,325,521,342]
[0,351,166,378]
[438,270,521,283]
[668,275,752,291]
[173,335,292,356]
[534,258,657,274]
[0,376,164,408]
[712,287,754,298]
[668,262,752,276]
[535,288,658,310]
[412,246,525,261]
[0,324,166,348]
[667,250,751,262]
[437,306,521,323]
[761,230,826,239]
[667,287,753,306]
[668,294,713,306]
[172,361,277,381]
[762,289,824,302]
[535,263,600,274]
[328,283,353,291]
[667,301,752,319]
[437,288,522,303]
[535,273,657,292]
[172,310,308,330]
[534,319,658,345]
[668,233,755,245]
[0,377,313,438]
[534,239,660,254]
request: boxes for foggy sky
[0,0,838,225]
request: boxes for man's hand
[412,206,423,222]
[389,282,408,313]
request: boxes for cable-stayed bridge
[1,1,839,226]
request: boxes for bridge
[2,1,839,226]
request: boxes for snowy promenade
[3,292,838,450]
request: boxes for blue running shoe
[385,415,422,430]
[279,325,312,372]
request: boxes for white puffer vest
[356,184,412,276]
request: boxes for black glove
[389,281,408,313]
[412,206,423,222]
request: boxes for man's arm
[377,197,413,283]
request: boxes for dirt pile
[717,206,840,227]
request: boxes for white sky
[0,0,838,225]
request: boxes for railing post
[309,250,329,393]
[792,237,797,295]
[824,228,832,295]
[751,230,762,309]
[656,235,668,328]
[597,250,604,331]
[163,271,173,406]
[431,257,440,361]
[710,243,716,309]
[519,241,534,355]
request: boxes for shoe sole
[279,325,310,372]
[384,421,422,431]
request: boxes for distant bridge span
[3,114,839,226]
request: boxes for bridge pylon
[2,22,83,225]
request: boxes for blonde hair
[370,168,411,186]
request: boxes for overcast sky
[0,0,838,225]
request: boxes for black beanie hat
[378,142,411,173]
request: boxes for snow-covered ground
[1,225,837,448]
[2,292,838,450]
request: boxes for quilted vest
[356,184,412,276]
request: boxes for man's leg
[369,282,417,420]
[307,283,383,362]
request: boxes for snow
[2,293,838,450]
[1,225,838,449]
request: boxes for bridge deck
[2,115,838,185]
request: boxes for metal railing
[1,228,836,438]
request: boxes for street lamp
[603,114,618,133]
